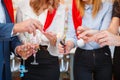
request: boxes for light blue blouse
[66,2,113,50]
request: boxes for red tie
[43,9,56,32]
[3,0,14,23]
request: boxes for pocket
[96,51,112,65]
[103,51,112,64]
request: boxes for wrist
[66,41,74,50]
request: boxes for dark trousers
[22,46,60,80]
[2,65,6,80]
[74,46,112,80]
[2,64,11,80]
[113,46,120,80]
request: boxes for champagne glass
[30,36,40,65]
[19,30,41,77]
[30,30,41,65]
[19,39,28,77]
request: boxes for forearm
[10,36,21,53]
[107,17,119,34]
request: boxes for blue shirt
[66,2,112,50]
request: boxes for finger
[96,33,107,42]
[44,32,53,40]
[99,41,108,47]
[16,46,21,52]
[31,23,36,36]
[27,25,33,34]
[32,19,43,31]
[65,46,71,54]
[96,31,107,39]
[98,37,108,44]
[77,26,84,32]
[58,44,65,53]
[34,19,43,28]
[21,45,25,50]
[79,30,91,38]
[59,49,64,53]
[77,29,82,35]
[26,51,31,58]
[87,36,96,42]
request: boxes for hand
[77,26,90,37]
[77,26,98,42]
[43,32,57,46]
[95,30,120,47]
[77,26,90,42]
[16,43,37,59]
[58,41,74,54]
[13,19,43,36]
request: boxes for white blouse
[16,0,66,56]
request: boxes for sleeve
[10,36,21,53]
[65,8,77,47]
[112,1,120,18]
[100,3,113,30]
[10,7,23,55]
[0,23,14,39]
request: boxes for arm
[95,30,120,47]
[15,6,43,35]
[10,36,21,53]
[66,8,77,48]
[46,5,67,56]
[108,17,119,34]
[58,8,76,54]
[108,1,120,34]
[94,12,120,46]
[95,2,120,46]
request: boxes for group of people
[0,0,119,80]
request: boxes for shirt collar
[85,4,92,10]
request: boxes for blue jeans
[73,46,112,80]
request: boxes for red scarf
[43,9,56,31]
[72,0,82,31]
[3,0,14,23]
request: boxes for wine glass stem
[33,54,37,63]
[23,60,25,66]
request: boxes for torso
[17,0,66,56]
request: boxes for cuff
[47,39,60,56]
